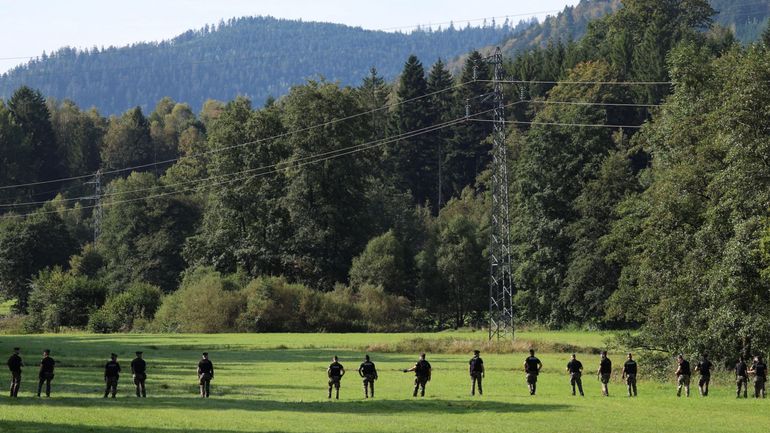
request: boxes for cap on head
[473,350,480,355]
[420,353,426,359]
[333,355,338,361]
[110,353,118,359]
[202,352,209,357]
[43,349,50,355]
[136,351,143,356]
[13,347,20,352]
[365,354,370,361]
[571,353,576,359]
[529,349,535,356]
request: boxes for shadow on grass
[0,422,254,433]
[2,395,569,415]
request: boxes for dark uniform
[198,355,214,398]
[599,356,612,396]
[37,353,55,397]
[469,354,484,396]
[408,359,432,397]
[736,359,748,398]
[131,353,147,398]
[358,358,377,398]
[623,358,638,397]
[750,359,767,399]
[566,358,584,396]
[7,350,23,397]
[695,358,712,397]
[676,358,691,397]
[327,361,344,399]
[103,356,121,398]
[524,355,542,395]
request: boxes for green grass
[0,333,766,433]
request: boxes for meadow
[0,331,767,433]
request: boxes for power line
[0,98,660,209]
[2,104,509,219]
[0,80,471,192]
[471,119,645,129]
[479,79,673,86]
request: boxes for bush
[88,282,162,333]
[152,267,244,332]
[25,267,107,332]
[356,285,412,332]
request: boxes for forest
[0,16,523,116]
[1,0,770,362]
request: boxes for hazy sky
[0,0,579,73]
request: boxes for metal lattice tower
[488,47,514,340]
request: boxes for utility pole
[487,47,514,340]
[86,169,103,243]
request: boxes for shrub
[25,267,107,332]
[152,267,244,332]
[356,284,412,331]
[88,282,162,333]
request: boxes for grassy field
[0,332,767,433]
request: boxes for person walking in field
[748,355,767,399]
[735,356,749,398]
[198,352,214,398]
[7,347,23,398]
[327,355,345,400]
[694,354,713,397]
[358,354,377,399]
[403,353,431,397]
[566,353,584,396]
[37,349,55,398]
[103,353,121,398]
[675,354,691,397]
[597,351,612,397]
[131,351,147,398]
[621,353,638,397]
[524,349,542,396]
[469,350,484,396]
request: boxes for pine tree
[390,55,434,207]
[426,59,455,210]
[445,51,492,199]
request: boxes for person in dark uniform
[597,351,612,397]
[8,347,23,398]
[403,353,431,397]
[469,350,484,396]
[198,352,214,398]
[131,351,147,398]
[621,353,638,397]
[327,356,345,400]
[37,349,55,398]
[524,349,542,396]
[358,354,377,399]
[676,354,691,397]
[694,354,712,397]
[566,353,584,396]
[736,356,749,398]
[748,355,767,399]
[103,353,121,398]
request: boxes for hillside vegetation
[1,1,770,365]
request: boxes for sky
[0,0,579,73]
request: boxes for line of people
[6,347,768,400]
[6,348,216,399]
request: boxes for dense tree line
[1,0,770,363]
